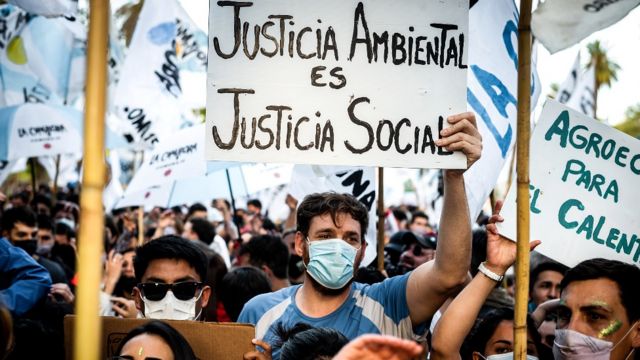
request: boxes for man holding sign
[239,112,482,358]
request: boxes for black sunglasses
[137,281,203,301]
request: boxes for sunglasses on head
[137,281,202,301]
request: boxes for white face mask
[553,323,638,360]
[141,290,202,321]
[478,352,538,360]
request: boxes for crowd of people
[0,113,638,360]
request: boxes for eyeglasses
[137,281,203,301]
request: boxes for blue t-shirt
[238,274,424,358]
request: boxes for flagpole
[53,154,61,199]
[137,206,144,247]
[515,0,533,359]
[377,167,385,271]
[29,157,37,200]
[74,0,109,359]
[225,168,240,231]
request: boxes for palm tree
[587,41,621,119]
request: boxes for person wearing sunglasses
[132,236,211,321]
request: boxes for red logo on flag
[44,143,51,149]
[145,192,151,199]
[164,169,172,177]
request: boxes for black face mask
[14,239,38,256]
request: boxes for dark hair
[529,260,569,292]
[247,199,262,210]
[31,194,52,209]
[9,191,29,204]
[188,218,216,245]
[54,221,74,238]
[392,208,408,222]
[219,267,271,321]
[461,307,541,359]
[561,258,640,322]
[190,241,228,322]
[115,320,196,360]
[410,211,429,224]
[37,214,54,231]
[1,206,37,233]
[275,322,349,360]
[133,235,208,283]
[296,193,369,243]
[187,203,207,219]
[240,235,290,279]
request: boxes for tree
[587,41,620,119]
[614,104,640,139]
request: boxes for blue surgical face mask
[304,238,359,290]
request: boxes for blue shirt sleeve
[0,238,52,316]
[362,273,412,322]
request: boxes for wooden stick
[74,1,108,359]
[515,1,533,359]
[377,167,385,271]
[138,206,144,247]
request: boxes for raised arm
[406,112,482,326]
[430,202,540,360]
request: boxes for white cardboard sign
[499,100,640,267]
[206,0,468,169]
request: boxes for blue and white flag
[532,0,640,53]
[0,5,85,105]
[0,103,127,160]
[464,0,541,219]
[113,0,208,147]
[556,52,596,118]
[8,0,77,18]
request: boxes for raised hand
[436,112,482,172]
[333,335,423,360]
[485,200,540,275]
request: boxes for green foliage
[614,104,640,139]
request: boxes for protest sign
[532,0,640,54]
[206,0,468,169]
[463,0,541,220]
[499,100,640,267]
[289,165,378,267]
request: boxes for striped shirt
[238,274,424,359]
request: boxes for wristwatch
[478,262,504,282]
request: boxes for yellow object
[514,1,533,359]
[74,1,109,359]
[7,36,27,65]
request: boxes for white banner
[113,0,208,147]
[8,0,76,17]
[288,165,378,267]
[240,163,293,195]
[206,0,468,169]
[564,65,596,118]
[464,0,541,220]
[556,53,582,105]
[532,0,640,54]
[124,125,206,194]
[500,100,640,267]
